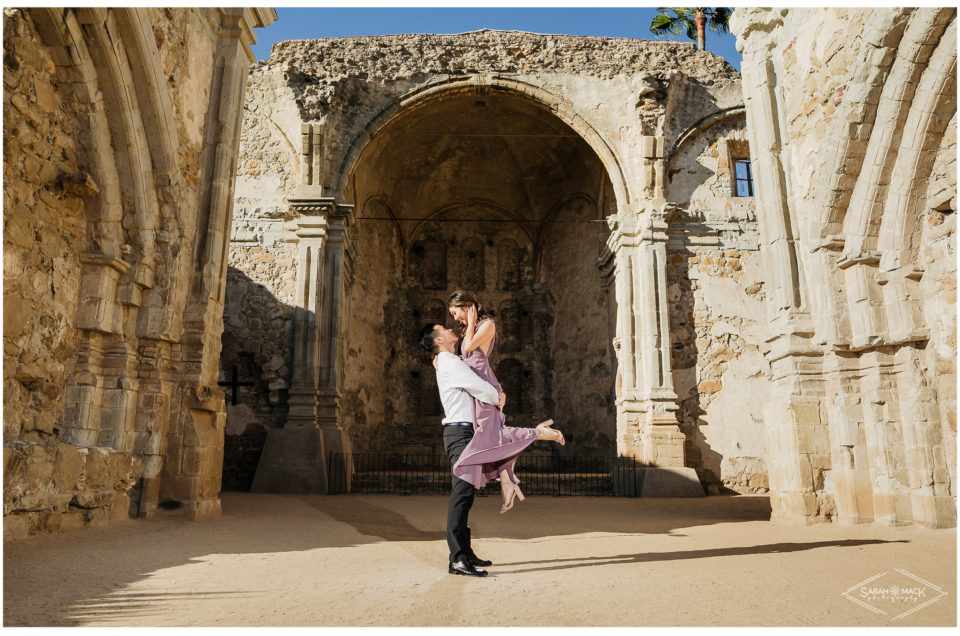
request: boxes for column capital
[763,311,820,365]
[215,8,278,64]
[289,197,355,221]
[79,252,131,275]
[637,206,671,242]
[290,197,356,242]
[606,206,671,252]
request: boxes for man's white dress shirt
[435,351,499,424]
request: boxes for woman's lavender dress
[452,318,540,488]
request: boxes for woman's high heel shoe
[536,419,565,446]
[500,484,525,514]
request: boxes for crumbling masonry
[3,8,276,538]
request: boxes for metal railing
[327,452,652,496]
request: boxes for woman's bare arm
[462,320,495,357]
[460,305,496,357]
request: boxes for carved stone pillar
[251,197,354,493]
[733,12,838,523]
[313,203,355,457]
[161,8,276,520]
[608,208,700,496]
[285,205,327,429]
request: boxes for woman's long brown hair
[447,289,495,339]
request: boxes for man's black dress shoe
[468,554,493,567]
[449,559,488,576]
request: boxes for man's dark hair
[419,323,442,355]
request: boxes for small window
[734,159,754,197]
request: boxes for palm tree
[649,7,732,52]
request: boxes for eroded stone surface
[732,7,956,526]
[3,7,276,539]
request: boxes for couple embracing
[419,290,565,577]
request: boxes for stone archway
[244,79,694,490]
[333,75,632,211]
[339,85,622,456]
[231,33,748,496]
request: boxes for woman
[447,290,565,513]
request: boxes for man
[419,323,504,577]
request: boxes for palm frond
[650,13,683,37]
[650,7,731,49]
[708,7,732,34]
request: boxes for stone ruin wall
[542,196,619,456]
[733,7,956,526]
[226,61,302,489]
[220,241,298,491]
[225,31,771,493]
[4,10,86,445]
[671,244,769,494]
[3,10,138,533]
[6,7,948,541]
[3,8,274,539]
[664,120,766,494]
[268,31,740,180]
[340,211,407,455]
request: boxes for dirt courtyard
[3,492,957,627]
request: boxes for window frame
[733,158,754,197]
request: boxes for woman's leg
[499,468,524,513]
[499,468,513,502]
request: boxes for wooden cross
[218,366,256,405]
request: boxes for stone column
[163,8,276,521]
[285,207,327,429]
[251,198,355,493]
[608,208,701,496]
[314,205,355,458]
[734,10,834,523]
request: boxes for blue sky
[250,7,742,71]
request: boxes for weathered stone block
[3,294,34,339]
[23,444,55,482]
[4,446,23,492]
[698,380,723,394]
[81,449,109,490]
[53,445,82,491]
[71,491,117,509]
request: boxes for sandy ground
[2,492,957,628]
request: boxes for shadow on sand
[3,493,910,626]
[492,539,906,575]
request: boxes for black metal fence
[327,452,652,497]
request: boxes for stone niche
[343,90,621,457]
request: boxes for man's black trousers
[443,425,475,564]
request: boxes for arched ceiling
[349,91,610,231]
